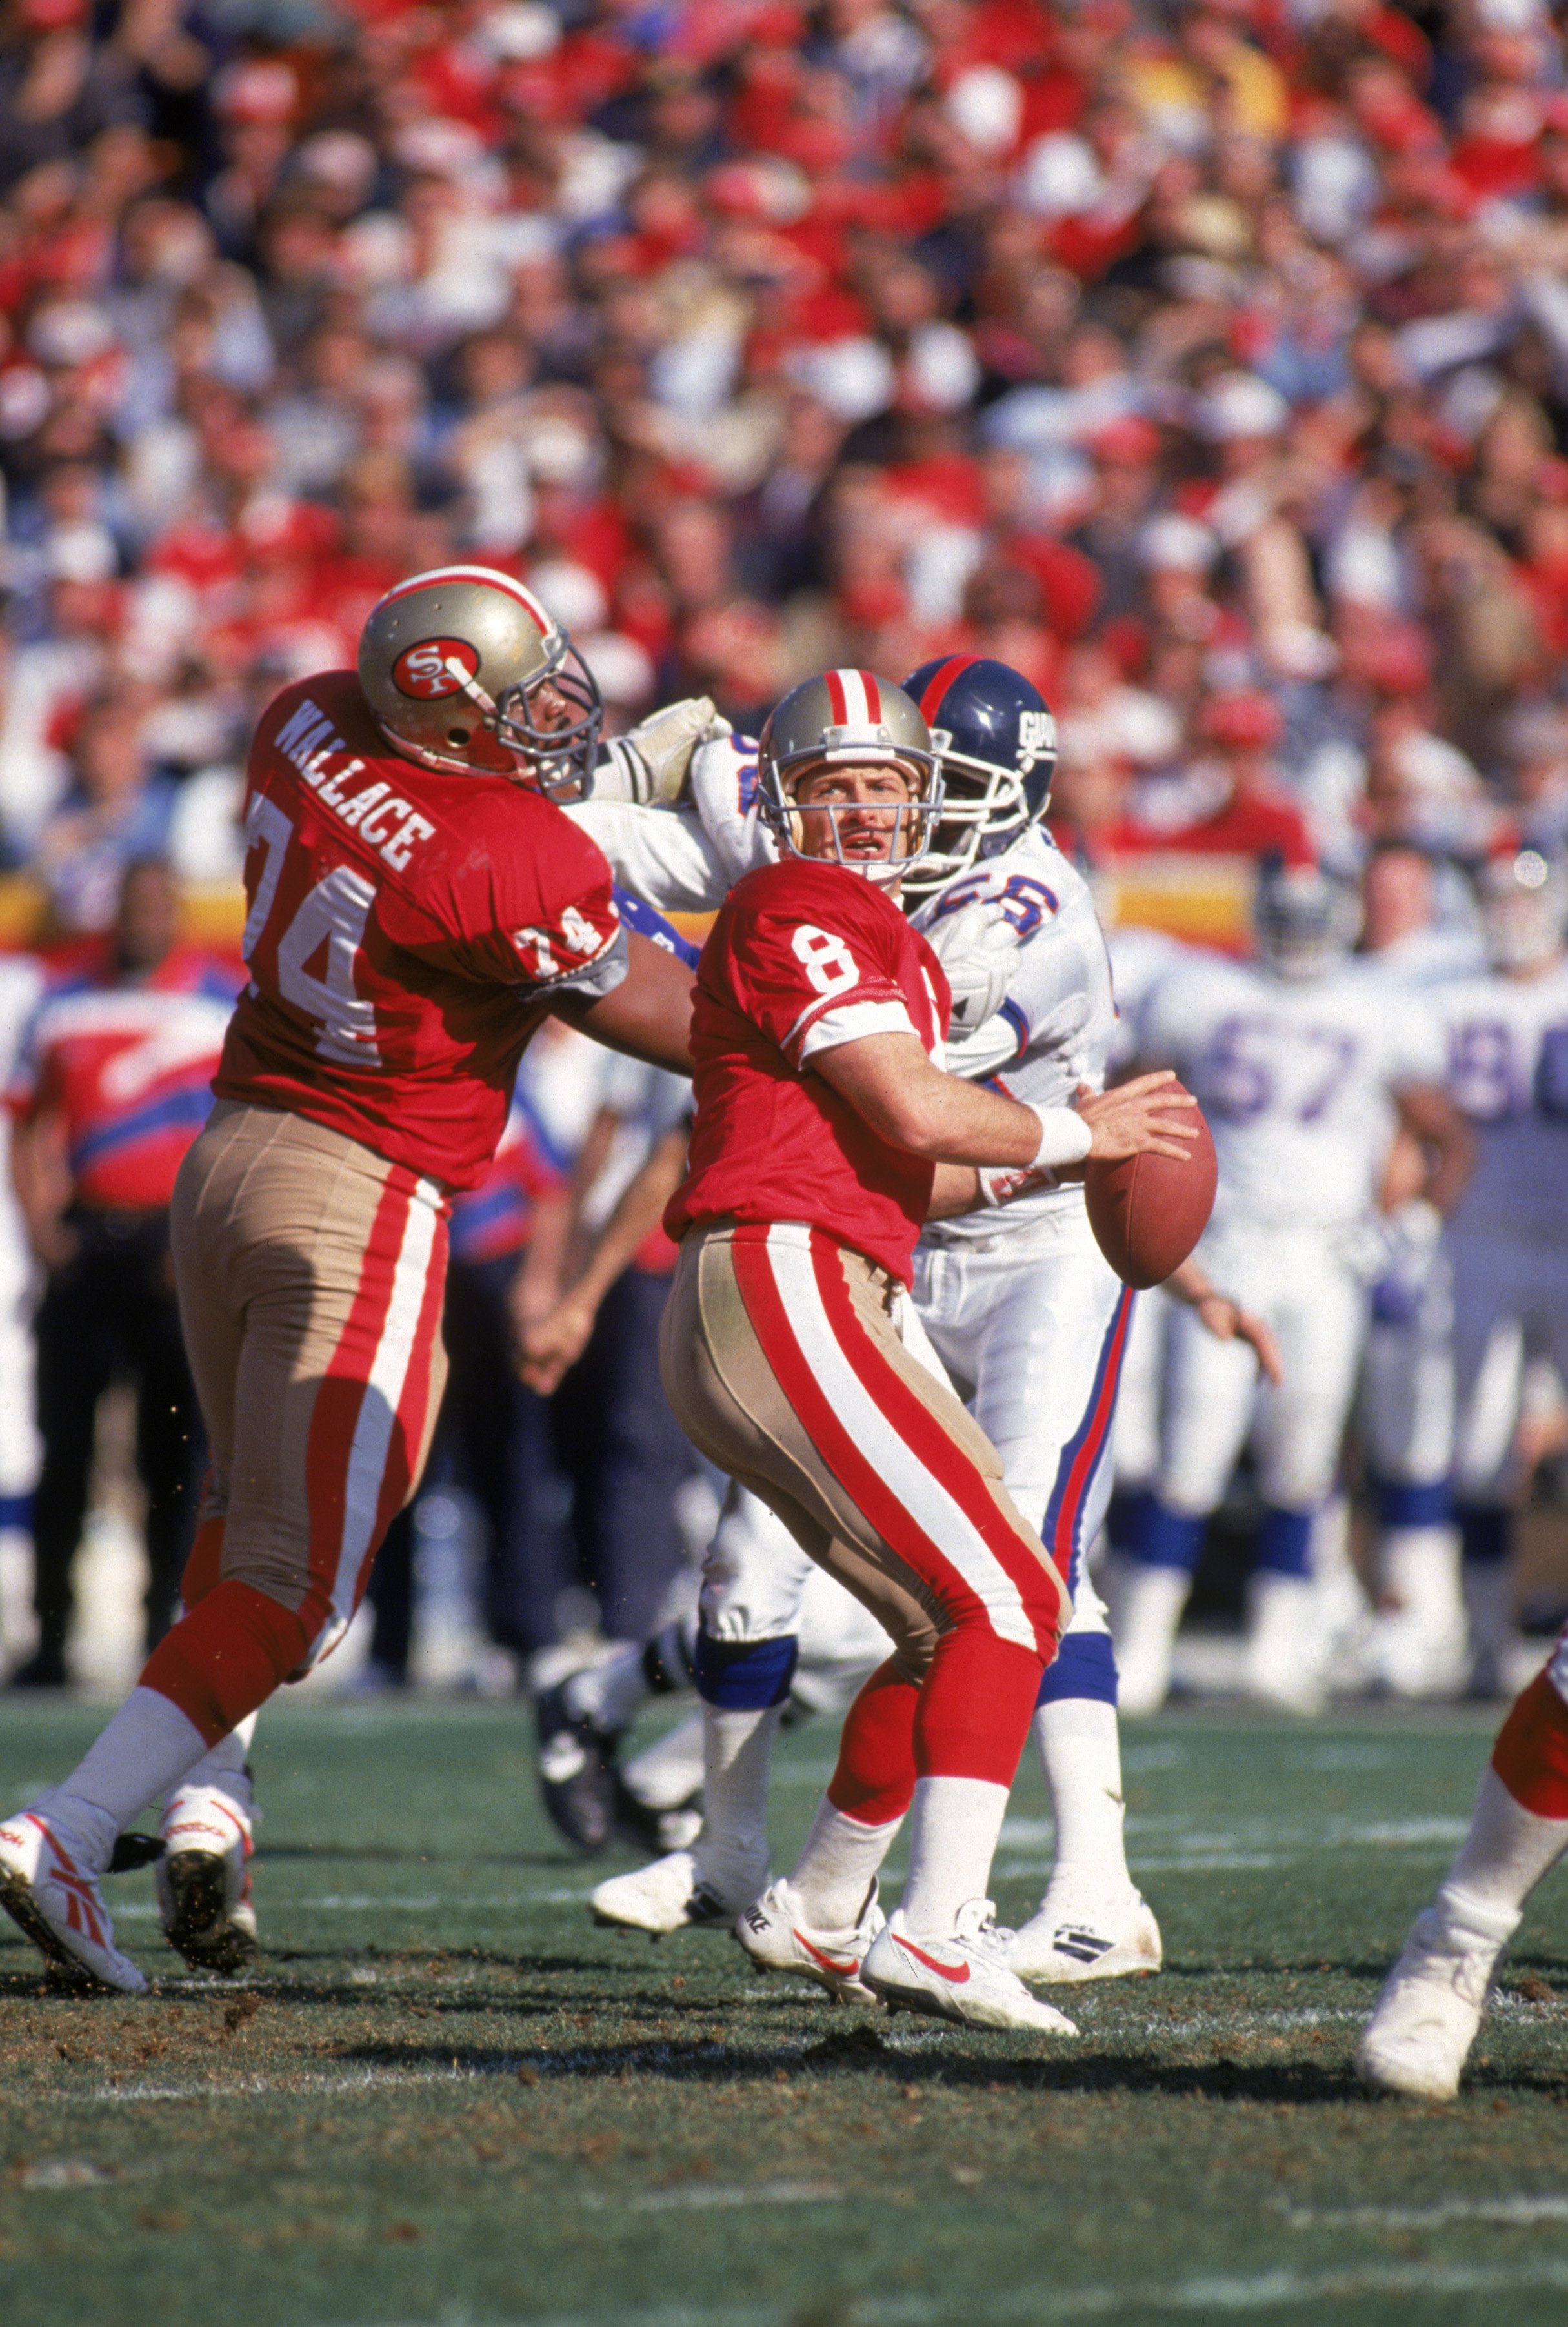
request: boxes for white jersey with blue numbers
[1439,957,1568,1247]
[912,825,1118,1240]
[1139,954,1445,1233]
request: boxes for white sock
[623,1707,705,1811]
[790,1796,900,1932]
[1438,1766,1568,1930]
[694,1704,780,1899]
[1034,1697,1133,1891]
[33,1686,210,1871]
[168,1711,258,1822]
[899,1774,1009,1938]
[565,1642,650,1733]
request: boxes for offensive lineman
[0,566,701,1992]
[1112,863,1473,1717]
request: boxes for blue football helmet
[899,656,1058,898]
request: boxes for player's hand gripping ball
[1085,1085,1217,1289]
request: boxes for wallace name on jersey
[216,671,625,1192]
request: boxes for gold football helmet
[357,564,602,797]
[756,669,942,887]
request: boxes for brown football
[1083,1088,1218,1291]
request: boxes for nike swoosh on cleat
[792,1928,859,1977]
[893,1934,971,1984]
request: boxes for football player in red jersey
[0,567,699,1993]
[655,670,1196,2029]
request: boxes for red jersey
[666,858,950,1285]
[8,945,244,1211]
[214,671,625,1191]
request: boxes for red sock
[827,1658,919,1824]
[1492,1668,1568,1820]
[139,1580,313,1748]
[914,1627,1043,1786]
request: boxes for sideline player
[0,565,699,1992]
[640,668,1198,2026]
[1112,862,1472,1716]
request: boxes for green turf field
[3,1697,1568,2327]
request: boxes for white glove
[689,729,775,885]
[925,902,1023,1031]
[597,698,725,805]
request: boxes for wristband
[1025,1103,1092,1171]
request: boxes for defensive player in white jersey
[562,661,1270,1984]
[1425,848,1568,1691]
[1351,845,1485,1700]
[1356,852,1568,2099]
[1113,862,1472,1716]
[0,950,44,1670]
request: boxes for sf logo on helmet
[392,638,480,700]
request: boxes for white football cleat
[1008,1875,1162,1984]
[861,1899,1079,2033]
[735,1877,886,2005]
[591,1849,754,1935]
[0,1808,147,1995]
[1356,1892,1517,2100]
[157,1784,257,1975]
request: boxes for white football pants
[1449,1233,1568,1503]
[1156,1220,1368,1516]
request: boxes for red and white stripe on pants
[299,1166,448,1664]
[729,1222,1066,1666]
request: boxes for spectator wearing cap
[33,691,176,934]
[5,858,239,1686]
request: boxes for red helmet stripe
[918,654,979,724]
[376,565,557,636]
[861,670,882,721]
[825,669,849,723]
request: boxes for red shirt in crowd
[215,671,624,1192]
[7,946,243,1211]
[667,857,950,1285]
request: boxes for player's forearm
[563,800,731,914]
[567,1125,689,1310]
[555,931,695,1075]
[1396,1085,1476,1215]
[926,1164,982,1218]
[814,1034,1045,1166]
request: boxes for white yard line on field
[1282,2192,1568,2231]
[314,2255,1568,2327]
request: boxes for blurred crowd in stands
[2,0,1568,1685]
[1,0,1567,925]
